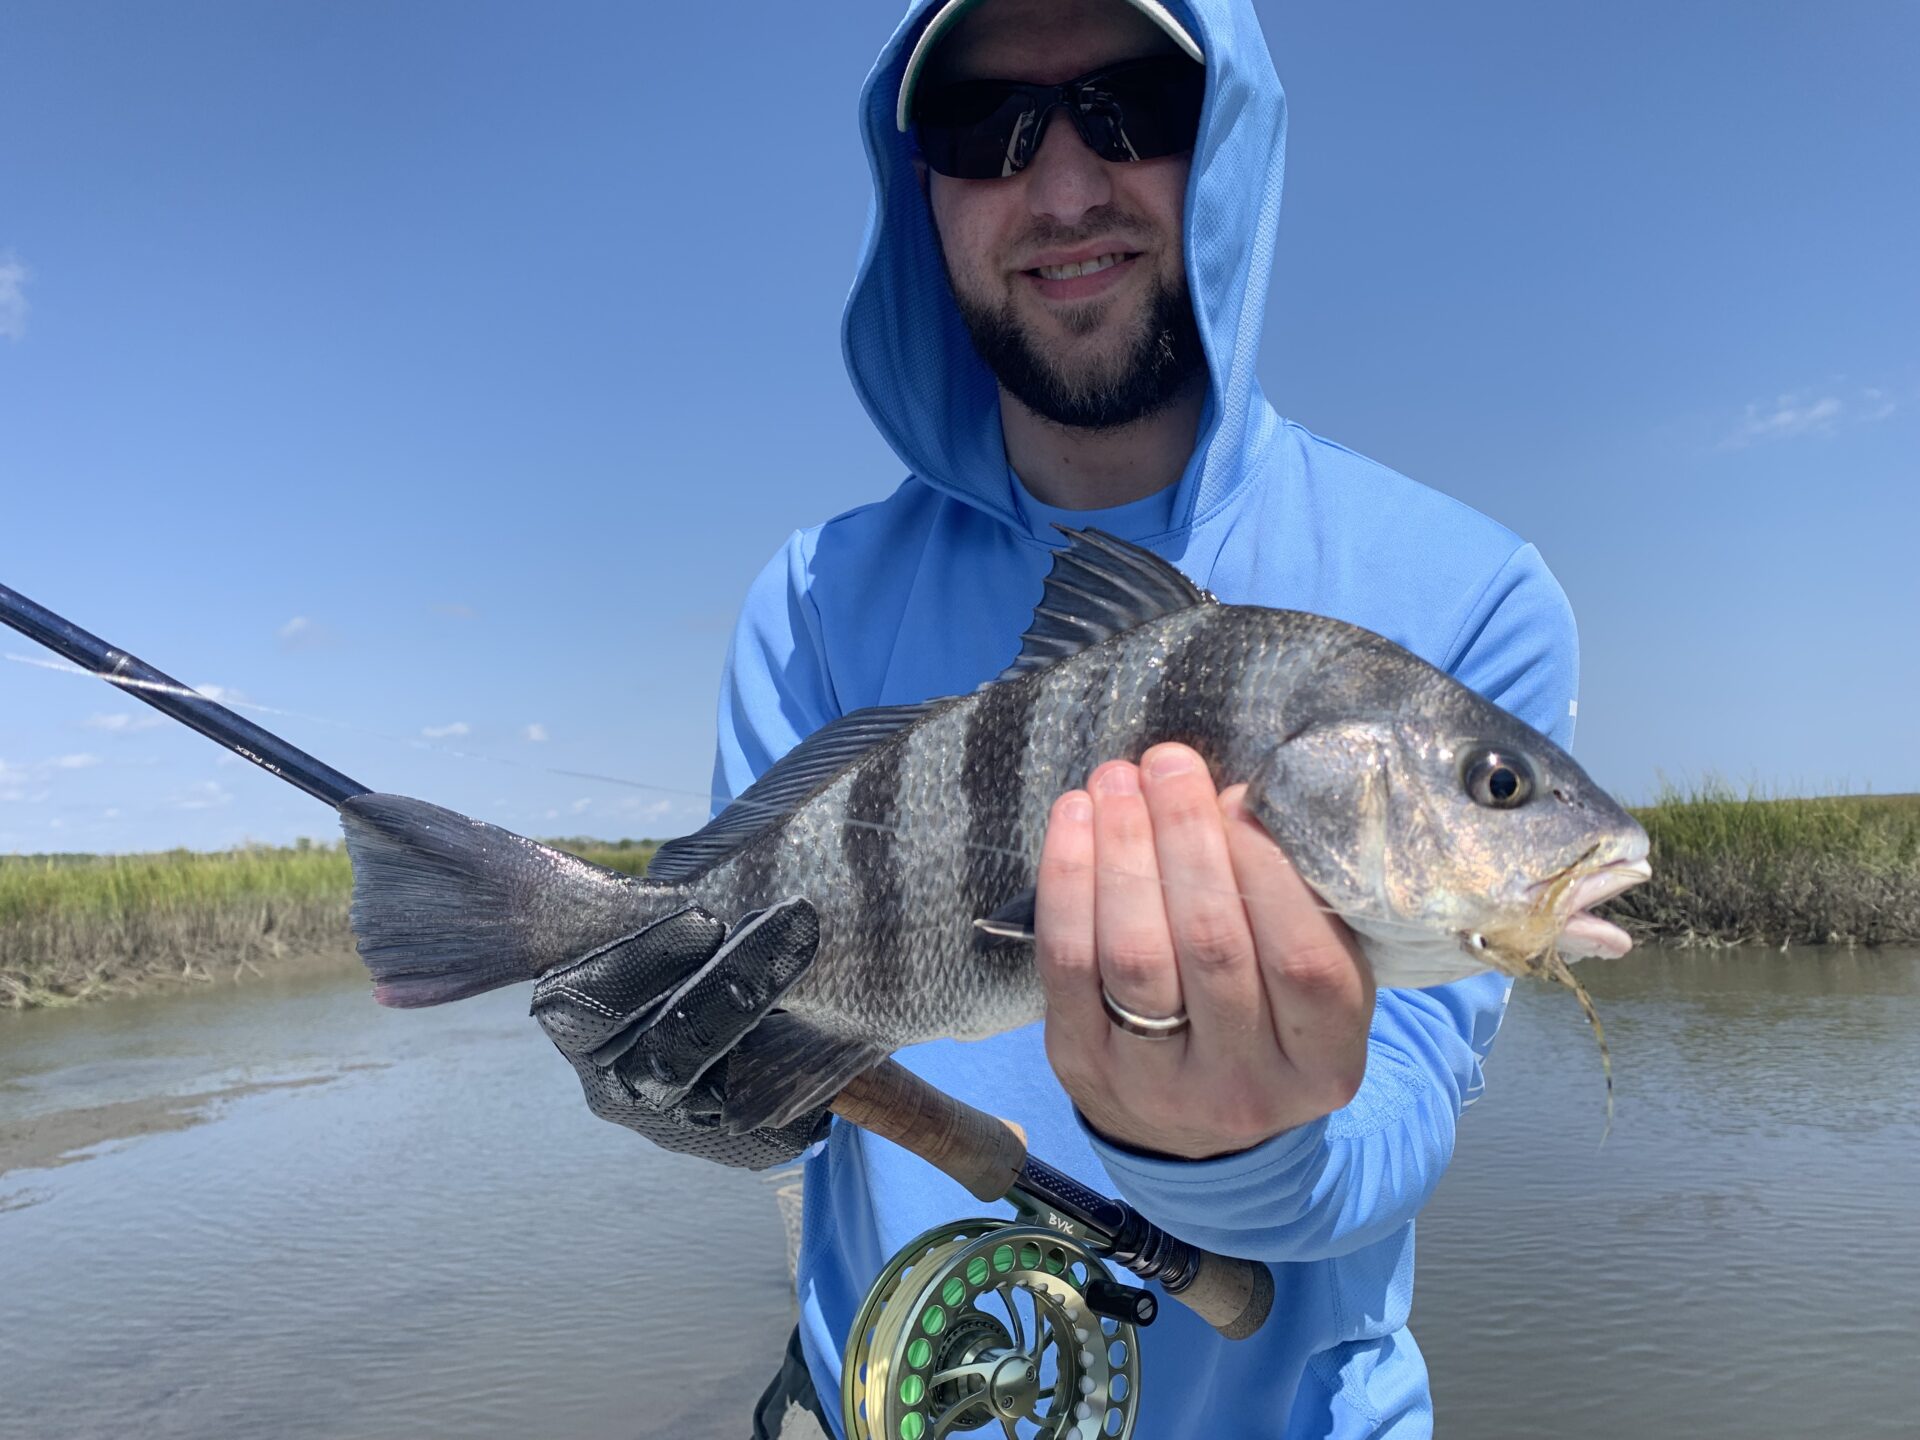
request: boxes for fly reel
[842,1220,1143,1440]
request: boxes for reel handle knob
[1085,1277,1158,1326]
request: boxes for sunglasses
[913,54,1205,181]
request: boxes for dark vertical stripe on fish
[1138,612,1233,772]
[843,746,904,950]
[961,675,1038,923]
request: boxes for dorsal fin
[995,528,1215,683]
[647,701,948,884]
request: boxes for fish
[341,528,1650,1133]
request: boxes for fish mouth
[1538,857,1653,960]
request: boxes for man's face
[924,0,1206,431]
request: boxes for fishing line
[4,650,714,801]
[1,649,1483,935]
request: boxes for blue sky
[2,1,1915,853]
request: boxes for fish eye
[1462,749,1534,810]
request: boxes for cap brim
[895,0,1204,133]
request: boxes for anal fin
[722,1013,887,1133]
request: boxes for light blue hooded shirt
[711,2,1579,1433]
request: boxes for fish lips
[1537,857,1653,960]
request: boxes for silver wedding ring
[1100,985,1191,1040]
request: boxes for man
[541,0,1578,1433]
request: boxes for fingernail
[1144,746,1194,780]
[1095,764,1139,798]
[1059,792,1092,823]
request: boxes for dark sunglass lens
[917,81,1045,179]
[1075,56,1204,162]
[917,77,1018,127]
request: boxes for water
[1415,946,1920,1436]
[3,948,1918,1438]
[0,960,796,1440]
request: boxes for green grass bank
[3,793,1916,1010]
[1607,787,1920,949]
[0,837,656,1009]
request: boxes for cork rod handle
[831,1059,1028,1202]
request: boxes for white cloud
[1724,393,1844,447]
[432,603,476,620]
[523,722,548,743]
[1722,385,1904,449]
[53,753,101,769]
[275,615,334,652]
[103,807,121,820]
[570,797,593,815]
[195,682,244,704]
[84,712,164,733]
[176,780,233,811]
[422,721,470,739]
[0,255,27,341]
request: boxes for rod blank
[0,581,370,809]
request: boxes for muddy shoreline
[0,1073,351,1179]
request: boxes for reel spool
[842,1221,1141,1440]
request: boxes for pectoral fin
[971,887,1037,946]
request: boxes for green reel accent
[842,1221,1141,1440]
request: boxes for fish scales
[340,529,1651,1131]
[692,604,1280,1051]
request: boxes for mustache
[1009,207,1160,263]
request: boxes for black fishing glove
[530,898,830,1170]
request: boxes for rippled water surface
[1415,946,1920,1436]
[0,961,796,1440]
[4,947,1918,1437]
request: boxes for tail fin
[340,794,671,1008]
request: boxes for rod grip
[1109,1206,1273,1340]
[831,1059,1028,1202]
[1163,1249,1273,1340]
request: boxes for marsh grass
[0,837,657,1008]
[6,790,1917,1009]
[1604,786,1920,948]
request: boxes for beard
[947,252,1207,432]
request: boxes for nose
[1022,108,1114,227]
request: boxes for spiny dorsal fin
[994,528,1214,684]
[647,701,950,884]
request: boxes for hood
[842,0,1288,538]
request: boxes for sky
[1,0,1915,854]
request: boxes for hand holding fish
[529,898,833,1169]
[1035,744,1376,1161]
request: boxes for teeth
[1036,253,1126,280]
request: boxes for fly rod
[0,581,1272,1359]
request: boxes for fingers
[1033,789,1108,1062]
[530,906,728,1058]
[1139,744,1265,1052]
[1089,760,1185,1027]
[1220,786,1375,1096]
[610,897,822,1106]
[530,899,823,1115]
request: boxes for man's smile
[1020,246,1144,301]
